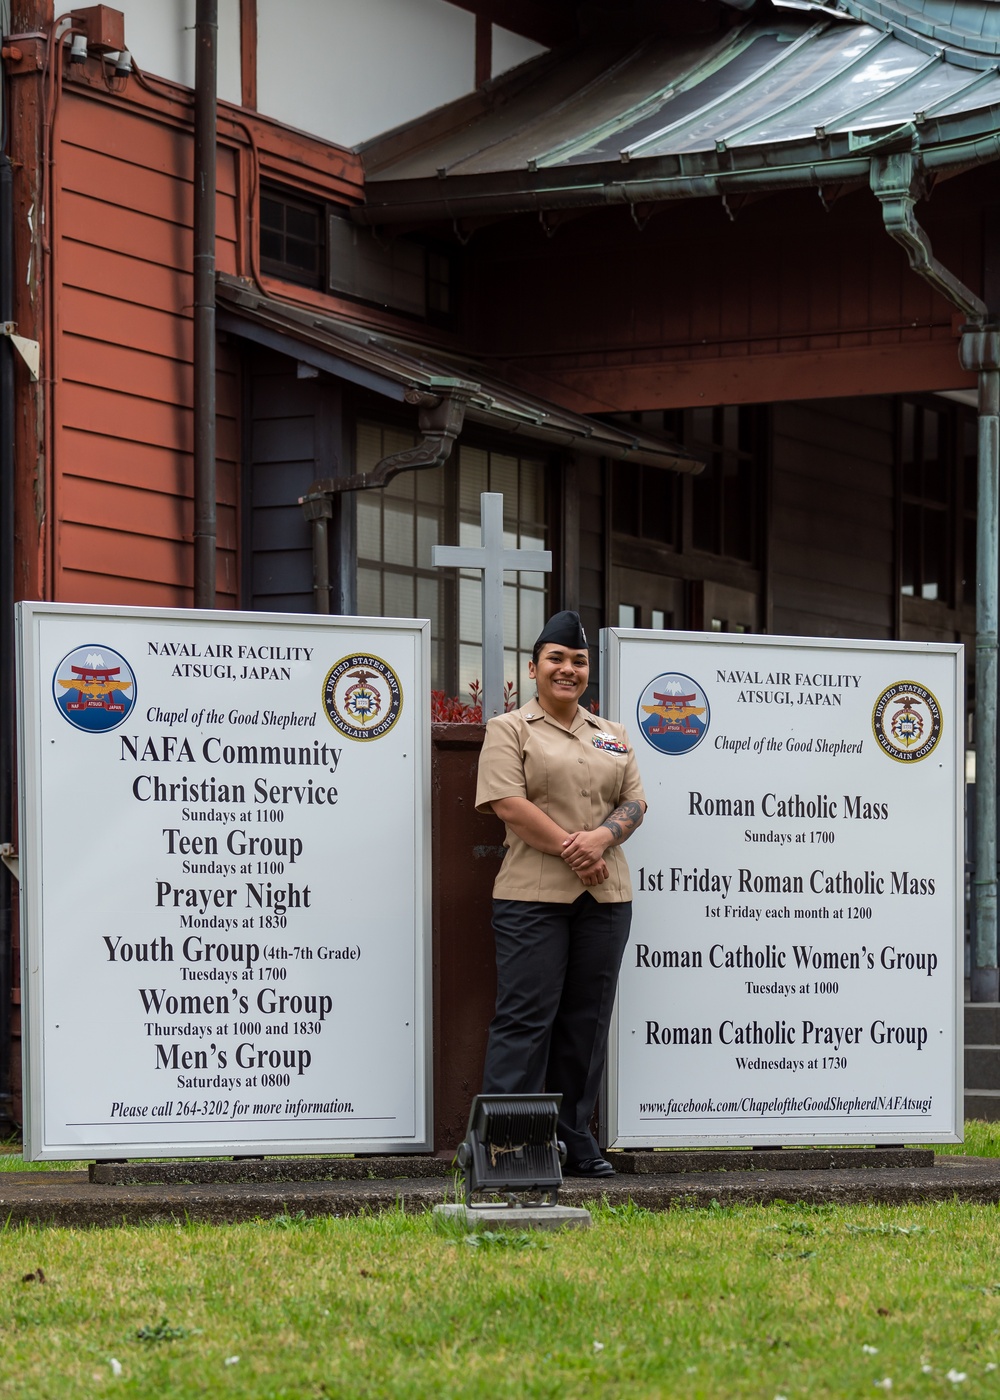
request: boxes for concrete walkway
[4,1151,1000,1227]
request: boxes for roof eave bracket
[870,148,987,321]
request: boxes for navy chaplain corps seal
[872,680,942,763]
[322,654,403,742]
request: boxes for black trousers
[480,893,632,1164]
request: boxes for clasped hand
[561,827,611,887]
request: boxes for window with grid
[354,426,548,701]
[617,604,669,629]
[259,185,325,289]
[355,424,447,684]
[900,402,952,602]
[611,461,679,546]
[456,446,548,709]
[327,215,455,323]
[688,405,760,561]
[608,406,760,563]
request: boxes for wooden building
[2,0,998,1135]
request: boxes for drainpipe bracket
[298,490,335,521]
[1,323,39,381]
[869,148,927,202]
[960,326,1000,374]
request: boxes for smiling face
[529,644,590,714]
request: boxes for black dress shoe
[563,1157,615,1178]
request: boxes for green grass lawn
[2,1199,1000,1398]
[933,1120,1000,1157]
[2,1125,1000,1396]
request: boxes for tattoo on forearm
[601,799,644,844]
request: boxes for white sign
[603,631,963,1147]
[16,603,431,1159]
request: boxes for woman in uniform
[475,610,646,1178]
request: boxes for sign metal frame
[601,628,964,1148]
[17,602,433,1160]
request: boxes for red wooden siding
[468,176,983,411]
[44,69,365,610]
[53,90,238,606]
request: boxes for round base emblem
[636,671,710,755]
[322,654,403,741]
[872,681,942,762]
[53,644,136,733]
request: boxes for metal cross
[431,492,552,719]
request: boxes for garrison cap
[534,610,588,651]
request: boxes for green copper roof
[810,1,1000,61]
[358,4,1000,223]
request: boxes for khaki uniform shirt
[476,700,647,904]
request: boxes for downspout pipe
[297,389,470,614]
[872,149,999,1002]
[0,154,16,1126]
[300,493,333,615]
[193,0,218,609]
[961,325,1000,1003]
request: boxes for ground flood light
[455,1094,565,1208]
